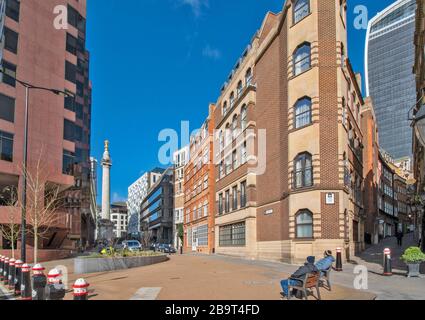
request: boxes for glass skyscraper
[365,0,417,161]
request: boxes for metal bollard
[45,268,65,300]
[8,258,16,290]
[31,264,47,300]
[383,248,392,276]
[3,257,9,286]
[335,247,343,272]
[0,255,4,281]
[20,264,32,300]
[14,260,23,296]
[73,279,89,300]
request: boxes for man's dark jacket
[291,262,319,280]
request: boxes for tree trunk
[34,230,38,264]
[11,239,15,259]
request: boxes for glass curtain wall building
[365,0,416,162]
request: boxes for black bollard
[14,260,23,296]
[45,269,65,300]
[73,279,89,300]
[31,264,47,300]
[3,257,9,286]
[335,247,343,272]
[383,248,392,276]
[8,258,16,290]
[21,264,32,300]
[0,255,4,281]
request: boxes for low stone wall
[74,254,169,274]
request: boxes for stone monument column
[101,140,112,220]
[97,140,114,244]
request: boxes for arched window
[219,131,224,152]
[237,81,243,98]
[245,68,253,86]
[232,114,238,139]
[293,0,310,24]
[293,43,311,76]
[296,210,313,238]
[241,105,247,131]
[294,153,313,189]
[230,92,235,108]
[223,101,228,115]
[294,97,312,128]
[225,123,231,146]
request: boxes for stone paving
[0,254,375,300]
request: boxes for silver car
[122,240,142,252]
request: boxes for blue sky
[87,0,396,204]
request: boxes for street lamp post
[1,67,74,262]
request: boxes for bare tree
[21,151,65,263]
[0,186,21,258]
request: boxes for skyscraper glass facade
[366,0,416,160]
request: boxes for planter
[406,263,421,278]
[74,254,169,274]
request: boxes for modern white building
[173,146,189,248]
[127,168,165,238]
[111,202,128,239]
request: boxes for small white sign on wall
[326,193,335,205]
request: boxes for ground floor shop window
[219,222,246,247]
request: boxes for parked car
[122,240,142,252]
[166,245,177,254]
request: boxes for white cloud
[202,45,222,60]
[180,0,209,17]
[112,192,127,203]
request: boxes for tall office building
[365,0,417,162]
[127,168,164,239]
[0,0,93,259]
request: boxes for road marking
[130,287,162,300]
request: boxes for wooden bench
[287,272,321,300]
[319,265,332,291]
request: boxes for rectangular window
[67,4,86,32]
[232,150,238,170]
[219,222,246,247]
[225,190,230,213]
[6,0,20,22]
[65,61,76,83]
[240,181,247,208]
[1,61,16,87]
[76,81,84,97]
[64,91,75,112]
[0,93,15,123]
[63,119,75,141]
[196,224,208,246]
[0,130,13,162]
[4,27,18,54]
[218,193,223,215]
[225,155,231,175]
[63,150,75,175]
[241,142,247,165]
[66,33,78,55]
[232,186,238,211]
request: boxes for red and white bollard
[14,260,23,296]
[8,258,16,290]
[383,248,392,276]
[46,268,65,300]
[21,264,32,300]
[0,255,4,281]
[73,278,90,300]
[335,247,343,272]
[32,264,47,300]
[3,257,10,286]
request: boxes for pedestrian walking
[396,230,404,247]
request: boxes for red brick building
[212,0,365,262]
[184,104,216,254]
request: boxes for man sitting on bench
[315,250,335,274]
[280,256,319,298]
